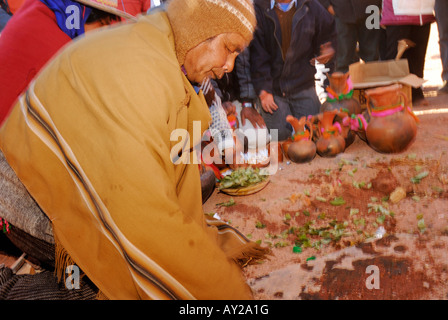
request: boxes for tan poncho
[0,12,265,300]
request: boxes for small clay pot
[315,111,346,157]
[316,135,346,158]
[280,138,293,160]
[287,140,316,163]
[320,72,362,116]
[284,115,316,163]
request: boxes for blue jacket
[250,0,336,97]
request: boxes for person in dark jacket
[435,0,448,95]
[250,0,336,141]
[214,48,270,153]
[318,0,382,73]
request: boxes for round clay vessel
[320,72,362,115]
[315,111,346,157]
[287,140,316,163]
[365,84,418,154]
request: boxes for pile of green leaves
[287,220,351,250]
[218,167,268,189]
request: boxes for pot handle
[399,91,420,123]
[306,119,314,140]
[398,91,410,112]
[366,94,372,117]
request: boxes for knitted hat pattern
[166,0,256,66]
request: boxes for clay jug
[285,115,316,163]
[315,111,346,157]
[365,84,418,154]
[321,72,362,116]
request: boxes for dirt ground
[203,23,448,300]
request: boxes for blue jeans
[260,86,321,141]
[436,0,448,82]
[0,7,11,32]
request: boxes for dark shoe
[200,170,216,204]
[437,82,448,95]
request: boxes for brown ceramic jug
[365,84,419,154]
[285,115,316,163]
[315,111,346,157]
[321,72,362,116]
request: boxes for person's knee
[270,125,291,142]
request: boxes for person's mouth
[211,70,224,79]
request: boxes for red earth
[203,23,448,300]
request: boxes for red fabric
[0,0,71,125]
[117,0,151,16]
[381,0,436,26]
[8,0,25,14]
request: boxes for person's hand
[241,105,266,128]
[327,4,335,15]
[224,136,245,169]
[259,90,278,114]
[310,42,335,66]
[222,101,237,117]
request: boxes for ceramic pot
[365,84,418,154]
[285,115,316,163]
[315,111,346,157]
[280,138,293,161]
[320,72,362,116]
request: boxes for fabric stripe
[23,83,196,300]
[205,0,255,33]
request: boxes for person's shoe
[437,82,448,95]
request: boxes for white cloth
[391,0,435,16]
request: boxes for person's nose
[224,54,236,73]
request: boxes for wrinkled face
[183,33,247,84]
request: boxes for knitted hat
[166,0,256,65]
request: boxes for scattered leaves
[411,171,429,184]
[330,196,346,206]
[216,198,236,207]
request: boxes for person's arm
[311,2,337,71]
[249,5,279,114]
[235,49,266,128]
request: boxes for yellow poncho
[0,12,264,300]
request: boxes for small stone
[390,187,406,203]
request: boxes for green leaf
[255,221,266,229]
[376,215,386,224]
[411,171,429,184]
[316,196,327,202]
[330,196,346,206]
[417,219,426,233]
[292,245,302,253]
[216,198,235,207]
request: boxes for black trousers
[335,16,382,73]
[380,23,432,102]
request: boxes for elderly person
[0,0,265,300]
